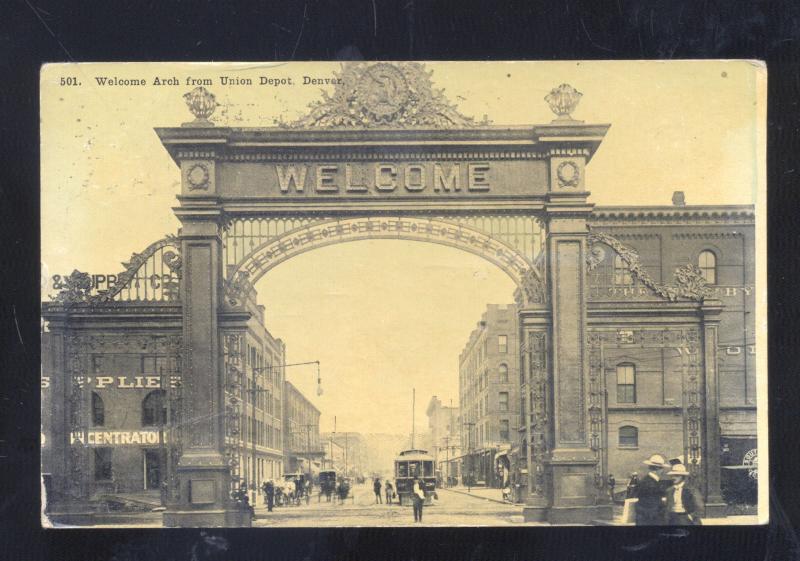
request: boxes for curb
[441,487,518,507]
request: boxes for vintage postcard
[40,60,767,527]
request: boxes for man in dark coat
[373,477,383,503]
[263,479,275,512]
[635,454,668,525]
[664,463,702,525]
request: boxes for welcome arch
[156,63,624,526]
[228,216,545,303]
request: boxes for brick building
[458,304,520,487]
[40,247,289,515]
[507,195,757,508]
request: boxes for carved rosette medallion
[185,163,210,191]
[556,161,581,188]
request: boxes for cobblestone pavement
[252,484,531,527]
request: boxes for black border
[2,1,799,559]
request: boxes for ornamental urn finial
[545,83,583,121]
[182,86,217,126]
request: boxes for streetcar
[393,449,436,506]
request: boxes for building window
[499,364,509,383]
[92,355,105,374]
[614,255,633,285]
[499,392,509,412]
[616,364,636,403]
[699,250,717,284]
[499,419,510,440]
[618,426,639,448]
[141,355,167,375]
[94,447,113,480]
[142,390,167,426]
[498,335,508,354]
[91,392,105,426]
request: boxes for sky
[40,61,765,434]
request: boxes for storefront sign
[52,273,176,292]
[41,375,181,389]
[70,430,167,445]
[590,285,755,300]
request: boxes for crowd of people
[621,453,702,526]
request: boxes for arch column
[163,200,246,527]
[523,153,612,523]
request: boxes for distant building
[283,381,323,476]
[425,396,461,483]
[320,432,368,477]
[458,304,520,488]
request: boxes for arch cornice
[229,216,545,305]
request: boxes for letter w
[276,166,307,193]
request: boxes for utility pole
[411,388,416,449]
[463,421,475,492]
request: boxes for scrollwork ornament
[52,270,93,303]
[285,62,489,129]
[587,229,711,302]
[586,244,606,271]
[520,268,546,305]
[224,270,252,307]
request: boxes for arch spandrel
[225,216,546,305]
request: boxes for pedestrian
[305,478,312,505]
[373,477,383,504]
[665,463,701,525]
[412,477,425,523]
[607,473,616,500]
[635,454,668,526]
[626,472,639,499]
[385,479,394,504]
[241,494,255,520]
[263,479,275,512]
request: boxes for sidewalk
[442,486,518,506]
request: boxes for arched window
[619,426,638,448]
[613,255,633,285]
[499,364,509,383]
[698,250,717,284]
[91,392,105,426]
[616,363,636,403]
[142,390,167,426]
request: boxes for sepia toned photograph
[39,60,767,528]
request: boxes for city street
[252,484,528,527]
